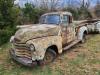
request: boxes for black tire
[38,48,56,65]
[81,33,87,43]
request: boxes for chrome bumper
[10,49,37,67]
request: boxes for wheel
[38,48,56,65]
[98,30,100,34]
[81,33,87,43]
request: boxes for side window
[62,15,68,24]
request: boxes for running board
[63,40,80,51]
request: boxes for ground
[0,34,100,75]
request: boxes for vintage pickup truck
[9,12,100,67]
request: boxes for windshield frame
[39,14,61,25]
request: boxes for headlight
[28,44,35,51]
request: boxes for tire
[81,33,87,43]
[98,31,100,34]
[38,48,56,65]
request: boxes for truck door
[61,15,75,45]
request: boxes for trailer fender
[78,26,88,40]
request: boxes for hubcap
[43,51,53,64]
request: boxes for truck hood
[14,24,60,43]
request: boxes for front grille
[13,44,32,59]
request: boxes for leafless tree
[78,0,92,8]
[94,0,100,18]
[50,0,61,11]
[67,0,92,8]
[36,0,61,11]
[96,0,100,5]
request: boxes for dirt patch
[65,51,78,59]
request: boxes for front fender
[78,26,88,40]
[26,36,62,61]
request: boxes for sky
[14,0,98,7]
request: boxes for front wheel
[38,48,56,65]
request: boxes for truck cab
[40,12,77,45]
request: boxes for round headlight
[29,44,35,51]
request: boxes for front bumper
[10,49,37,67]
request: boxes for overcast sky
[14,0,98,7]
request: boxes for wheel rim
[43,51,53,64]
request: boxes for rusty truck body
[9,12,100,67]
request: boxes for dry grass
[0,34,100,75]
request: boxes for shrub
[0,28,16,46]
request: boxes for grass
[0,34,100,75]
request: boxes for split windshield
[40,14,60,25]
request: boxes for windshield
[40,14,60,25]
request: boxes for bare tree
[50,0,60,11]
[38,0,61,11]
[96,0,100,5]
[71,0,92,9]
[40,0,48,9]
[94,0,100,18]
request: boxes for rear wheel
[38,48,56,65]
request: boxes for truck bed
[74,19,100,33]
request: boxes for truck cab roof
[42,12,72,16]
